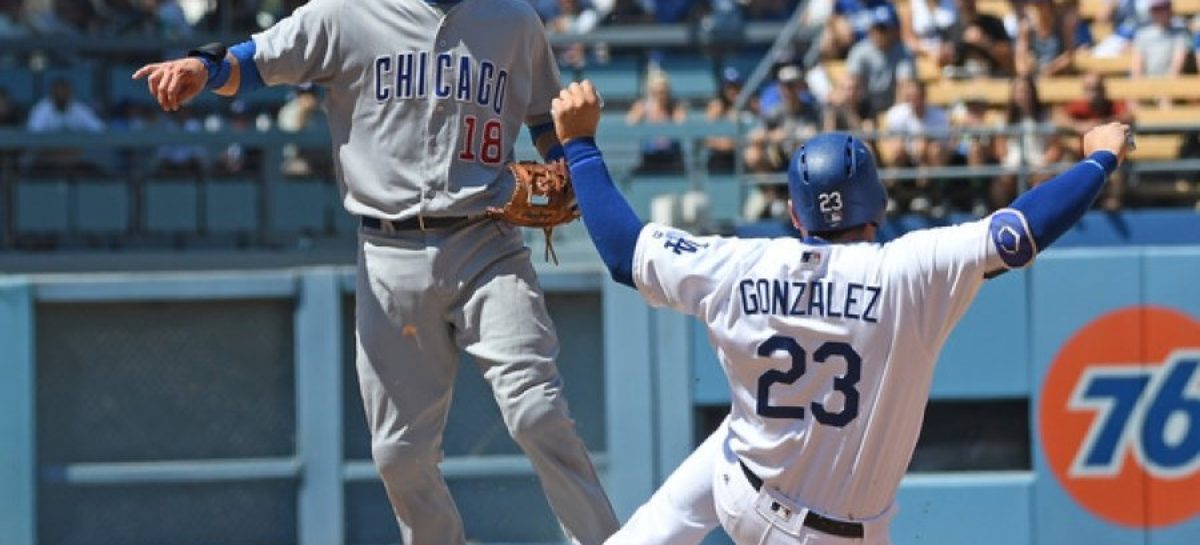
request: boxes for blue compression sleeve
[1010,151,1117,249]
[229,40,265,94]
[564,137,643,288]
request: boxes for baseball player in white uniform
[133,2,619,543]
[550,81,1133,544]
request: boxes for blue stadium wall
[1,245,1198,544]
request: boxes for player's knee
[371,440,438,480]
[504,396,571,447]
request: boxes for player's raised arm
[552,81,644,287]
[1004,122,1132,251]
[132,42,256,111]
[132,0,340,111]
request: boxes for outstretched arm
[552,81,643,287]
[132,40,264,111]
[1007,122,1132,250]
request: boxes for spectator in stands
[941,0,1013,77]
[0,88,20,127]
[27,79,104,133]
[1091,0,1142,56]
[27,0,98,35]
[626,68,688,172]
[152,109,208,176]
[603,0,651,23]
[145,0,194,40]
[1132,0,1190,83]
[1057,72,1134,135]
[645,0,703,22]
[879,79,953,215]
[846,3,915,115]
[1058,73,1132,209]
[704,66,746,172]
[25,78,105,174]
[949,94,1002,215]
[0,0,29,39]
[820,0,891,59]
[212,99,262,176]
[880,79,953,168]
[743,0,796,20]
[743,64,820,178]
[278,84,328,177]
[1015,0,1078,76]
[543,0,602,69]
[821,71,874,132]
[903,0,959,61]
[995,75,1069,206]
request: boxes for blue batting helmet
[787,133,887,232]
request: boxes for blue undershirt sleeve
[1009,151,1117,250]
[564,137,643,288]
[229,40,265,94]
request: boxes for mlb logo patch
[801,251,822,266]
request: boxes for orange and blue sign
[1039,306,1200,529]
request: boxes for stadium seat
[15,179,70,234]
[0,68,36,108]
[1129,134,1183,161]
[203,179,258,234]
[1072,53,1132,75]
[657,55,717,102]
[1080,0,1200,18]
[977,0,1011,18]
[268,178,329,234]
[1135,106,1200,127]
[75,180,130,235]
[145,178,200,233]
[1037,77,1084,103]
[1108,76,1200,101]
[562,56,641,103]
[927,78,1010,106]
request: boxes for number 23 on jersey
[755,335,862,427]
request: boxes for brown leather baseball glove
[487,160,580,264]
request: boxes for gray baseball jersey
[253,0,562,220]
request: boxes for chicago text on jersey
[373,52,508,114]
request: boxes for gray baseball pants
[355,217,619,544]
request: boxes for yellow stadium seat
[825,61,847,83]
[1073,53,1132,75]
[1090,21,1114,41]
[978,0,1011,18]
[1135,106,1200,126]
[1129,134,1183,160]
[927,78,1010,106]
[1108,76,1200,101]
[1081,0,1200,18]
[1037,77,1085,103]
[915,56,941,81]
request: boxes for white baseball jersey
[252,0,561,220]
[633,211,1034,521]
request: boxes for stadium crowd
[0,0,1198,225]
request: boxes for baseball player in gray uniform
[134,1,620,543]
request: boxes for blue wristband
[1086,150,1119,175]
[201,56,232,91]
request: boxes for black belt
[360,216,475,231]
[739,461,865,539]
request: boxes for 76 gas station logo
[1069,354,1200,479]
[1040,306,1200,528]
